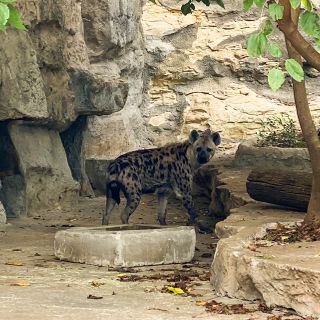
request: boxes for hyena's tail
[106,181,122,205]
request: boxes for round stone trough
[54,224,196,267]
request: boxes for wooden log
[246,169,312,211]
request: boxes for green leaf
[268,68,285,91]
[268,3,284,21]
[254,0,265,8]
[202,0,210,5]
[0,2,9,26]
[8,5,25,30]
[285,58,304,82]
[263,19,273,36]
[268,42,282,58]
[289,0,301,9]
[181,2,192,15]
[300,11,320,37]
[215,0,225,8]
[247,32,267,57]
[301,0,312,11]
[243,0,253,12]
[148,0,156,3]
[0,0,15,3]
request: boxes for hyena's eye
[196,147,202,152]
[207,147,213,152]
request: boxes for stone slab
[233,139,311,171]
[54,225,196,267]
[8,123,79,215]
[0,30,48,122]
[211,203,320,318]
[70,69,128,116]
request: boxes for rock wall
[81,0,152,161]
[141,0,320,149]
[1,0,319,222]
[0,0,147,219]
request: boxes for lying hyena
[102,129,221,226]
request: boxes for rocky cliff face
[0,0,147,219]
[141,0,320,149]
[1,0,319,223]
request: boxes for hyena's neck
[185,143,200,171]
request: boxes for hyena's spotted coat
[102,129,221,226]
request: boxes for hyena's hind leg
[120,185,142,224]
[102,183,118,225]
[156,188,172,225]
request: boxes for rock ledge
[211,203,320,318]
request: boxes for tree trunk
[280,2,320,225]
[247,169,311,211]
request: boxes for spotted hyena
[102,129,221,226]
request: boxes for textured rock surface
[211,203,320,317]
[0,201,6,225]
[16,0,89,129]
[234,139,311,171]
[0,175,25,218]
[0,0,147,212]
[81,0,151,160]
[142,1,320,147]
[0,31,48,122]
[85,159,110,195]
[8,123,79,215]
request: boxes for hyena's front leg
[173,180,197,226]
[182,193,197,226]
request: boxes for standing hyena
[102,129,221,226]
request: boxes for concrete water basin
[54,224,196,267]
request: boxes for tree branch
[278,0,320,72]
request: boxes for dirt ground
[0,180,306,320]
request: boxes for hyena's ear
[189,130,199,144]
[212,132,221,146]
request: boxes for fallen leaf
[90,281,105,287]
[116,273,127,278]
[280,236,289,241]
[204,300,250,314]
[87,294,103,300]
[196,300,207,306]
[5,260,24,266]
[165,286,184,295]
[11,281,31,287]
